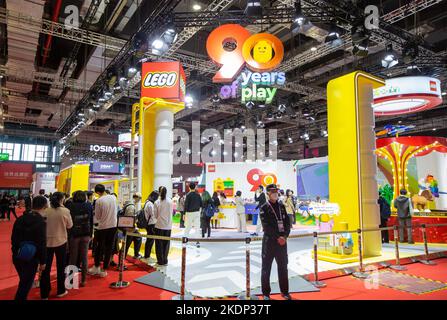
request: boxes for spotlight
[162,25,178,45]
[245,0,262,17]
[291,1,313,34]
[320,129,328,137]
[210,94,221,103]
[275,112,283,119]
[128,66,138,78]
[300,132,310,141]
[310,47,317,52]
[382,43,399,68]
[325,22,343,46]
[246,101,255,109]
[257,120,265,128]
[278,104,287,113]
[151,38,167,55]
[192,3,201,11]
[185,95,193,108]
[402,42,418,64]
[352,39,369,57]
[266,112,274,120]
[302,107,311,117]
[288,136,294,143]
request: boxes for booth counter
[388,211,447,243]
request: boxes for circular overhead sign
[372,76,442,116]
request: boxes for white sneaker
[56,291,68,298]
[98,269,108,278]
[88,266,100,275]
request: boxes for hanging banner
[140,61,186,102]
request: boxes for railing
[110,222,447,299]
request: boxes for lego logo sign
[208,164,216,172]
[143,72,178,88]
[429,80,437,92]
[141,61,186,102]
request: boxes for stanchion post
[238,237,258,300]
[353,229,370,279]
[110,232,130,288]
[172,237,193,300]
[311,232,326,288]
[418,224,436,265]
[390,225,407,270]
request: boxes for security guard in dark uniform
[259,183,292,300]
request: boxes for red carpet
[1,207,447,300]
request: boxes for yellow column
[325,71,385,263]
[139,97,184,201]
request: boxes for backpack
[136,202,149,229]
[205,202,216,218]
[17,241,37,262]
[117,203,132,217]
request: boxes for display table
[245,203,259,225]
[388,211,447,243]
[218,205,238,228]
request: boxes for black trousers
[125,233,142,258]
[179,211,185,228]
[0,205,7,219]
[380,218,389,243]
[144,224,156,258]
[154,228,171,265]
[8,207,18,220]
[40,243,67,299]
[13,258,38,301]
[94,227,117,269]
[261,236,289,296]
[202,216,212,237]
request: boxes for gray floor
[135,228,446,298]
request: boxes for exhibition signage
[89,145,123,153]
[0,163,33,188]
[206,24,285,105]
[205,161,296,198]
[372,76,442,116]
[91,161,121,174]
[118,133,138,148]
[0,153,9,161]
[140,61,186,102]
[307,203,340,216]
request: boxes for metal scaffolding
[0,7,126,52]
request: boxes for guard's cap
[266,184,278,192]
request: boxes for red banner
[0,163,34,188]
[140,61,186,102]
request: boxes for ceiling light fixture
[382,43,399,69]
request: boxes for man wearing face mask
[259,184,292,300]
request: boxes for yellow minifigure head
[253,40,273,63]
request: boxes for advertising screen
[91,162,120,174]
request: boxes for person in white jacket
[235,191,247,233]
[143,191,159,262]
[153,187,173,266]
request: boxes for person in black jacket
[66,191,93,287]
[183,183,203,246]
[11,196,48,301]
[378,192,391,243]
[252,185,267,236]
[259,184,292,300]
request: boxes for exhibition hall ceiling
[0,0,446,160]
